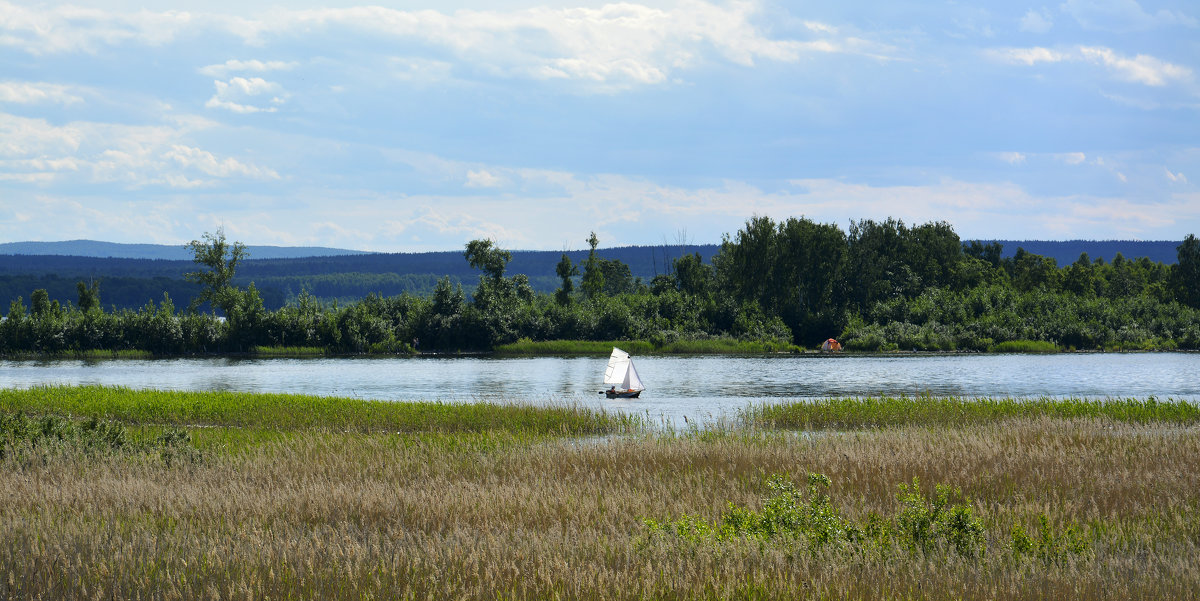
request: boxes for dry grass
[2,418,1199,599]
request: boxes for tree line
[2,220,1198,355]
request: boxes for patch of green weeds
[0,411,200,465]
[646,473,990,560]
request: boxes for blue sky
[1,0,1197,251]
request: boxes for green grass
[0,385,641,436]
[744,395,1200,430]
[494,337,800,355]
[0,349,156,360]
[252,345,327,357]
[494,339,657,355]
[988,340,1060,353]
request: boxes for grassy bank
[0,385,638,436]
[744,395,1200,430]
[494,337,801,355]
[2,414,1197,599]
[2,388,1198,599]
[251,345,328,357]
[988,339,1060,353]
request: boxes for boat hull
[605,390,642,399]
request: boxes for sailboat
[601,347,645,398]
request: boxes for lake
[2,352,1197,426]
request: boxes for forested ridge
[0,239,1182,312]
[2,218,1198,355]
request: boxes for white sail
[604,347,644,392]
[603,348,630,386]
[623,357,645,392]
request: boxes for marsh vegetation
[1,386,1196,599]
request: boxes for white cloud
[1059,152,1087,165]
[0,1,203,54]
[165,145,279,180]
[987,46,1067,65]
[803,21,838,34]
[205,77,288,113]
[198,59,298,78]
[1020,8,1054,33]
[0,111,277,188]
[1077,46,1192,87]
[1061,0,1197,32]
[0,81,83,105]
[1165,168,1188,183]
[996,151,1027,164]
[464,169,503,188]
[2,2,896,91]
[989,45,1193,89]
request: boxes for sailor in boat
[601,347,645,398]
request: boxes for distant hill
[0,240,369,260]
[0,238,1184,312]
[0,244,717,280]
[977,240,1182,266]
[0,243,715,311]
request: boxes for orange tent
[821,338,842,352]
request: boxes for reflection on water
[2,352,1198,426]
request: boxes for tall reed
[0,385,639,435]
[744,395,1200,429]
[1,415,1197,599]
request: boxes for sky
[1,0,1198,252]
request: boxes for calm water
[2,353,1197,425]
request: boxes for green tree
[672,253,712,297]
[76,280,101,312]
[1005,248,1059,292]
[1173,234,1200,308]
[963,240,1003,268]
[598,258,635,296]
[906,221,961,290]
[185,228,248,315]
[581,232,605,300]
[464,239,512,282]
[554,253,578,306]
[1061,253,1096,296]
[715,216,846,343]
[30,288,51,317]
[463,239,529,347]
[846,218,916,308]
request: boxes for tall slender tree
[1174,234,1200,308]
[581,232,605,300]
[554,253,578,305]
[185,227,248,315]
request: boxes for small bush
[646,472,986,559]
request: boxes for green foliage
[4,223,1200,355]
[185,228,248,316]
[464,239,512,282]
[76,280,101,312]
[581,232,604,300]
[0,385,641,436]
[894,477,985,557]
[646,473,986,559]
[30,288,52,317]
[716,216,848,344]
[598,257,635,295]
[745,395,1200,430]
[0,410,198,464]
[1010,514,1092,565]
[1174,234,1200,308]
[554,253,578,306]
[988,340,1059,353]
